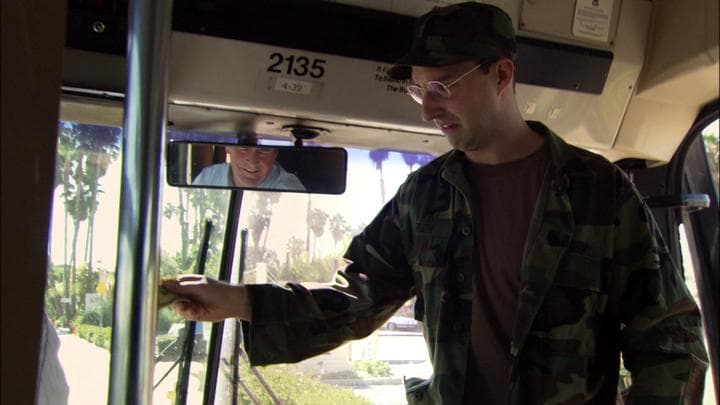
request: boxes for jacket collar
[434,121,595,360]
[438,121,593,182]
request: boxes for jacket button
[456,273,465,283]
[461,226,471,236]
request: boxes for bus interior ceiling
[60,0,719,163]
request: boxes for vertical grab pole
[108,0,173,403]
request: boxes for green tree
[329,214,350,251]
[286,236,305,261]
[369,149,389,204]
[258,193,281,250]
[305,195,312,255]
[248,211,269,267]
[161,186,229,281]
[75,264,99,312]
[281,255,338,284]
[56,122,120,322]
[185,188,230,272]
[44,265,65,323]
[163,188,192,272]
[307,208,329,259]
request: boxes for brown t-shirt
[461,145,548,404]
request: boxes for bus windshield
[48,120,436,404]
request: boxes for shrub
[81,311,101,325]
[234,364,372,405]
[76,324,112,350]
[320,370,361,380]
[352,360,392,377]
[78,298,112,327]
[157,308,182,335]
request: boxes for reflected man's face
[226,147,277,187]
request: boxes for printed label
[573,0,614,42]
[373,65,409,95]
[273,77,313,95]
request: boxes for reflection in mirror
[166,142,347,194]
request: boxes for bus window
[701,119,719,191]
[680,223,717,405]
[48,121,121,404]
[48,121,236,404]
[47,120,435,403]
[679,118,719,405]
[206,145,435,404]
[153,181,232,403]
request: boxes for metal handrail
[107,0,173,403]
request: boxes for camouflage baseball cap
[387,2,517,80]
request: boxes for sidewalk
[57,333,205,405]
[58,334,110,404]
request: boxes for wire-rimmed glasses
[406,61,493,104]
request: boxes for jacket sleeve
[241,193,416,366]
[613,168,708,404]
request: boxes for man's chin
[445,133,466,150]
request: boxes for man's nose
[420,96,443,122]
[247,150,263,161]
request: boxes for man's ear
[495,58,515,95]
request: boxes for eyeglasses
[406,62,491,105]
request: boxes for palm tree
[402,152,420,174]
[257,193,281,250]
[369,149,389,204]
[163,187,228,275]
[305,195,312,255]
[285,236,305,265]
[187,187,230,262]
[307,208,329,259]
[56,123,120,320]
[329,214,350,250]
[163,189,191,272]
[81,127,120,269]
[245,193,278,267]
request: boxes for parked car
[383,316,420,331]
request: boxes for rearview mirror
[166,141,347,194]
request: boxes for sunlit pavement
[57,334,204,405]
[58,334,110,405]
[353,384,408,405]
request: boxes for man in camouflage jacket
[236,122,707,404]
[165,2,708,403]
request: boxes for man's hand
[161,275,252,322]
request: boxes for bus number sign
[267,52,326,79]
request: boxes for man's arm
[162,274,252,322]
[613,168,708,403]
[163,193,415,366]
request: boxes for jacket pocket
[527,252,603,357]
[405,377,432,405]
[412,220,451,282]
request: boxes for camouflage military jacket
[242,122,707,404]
